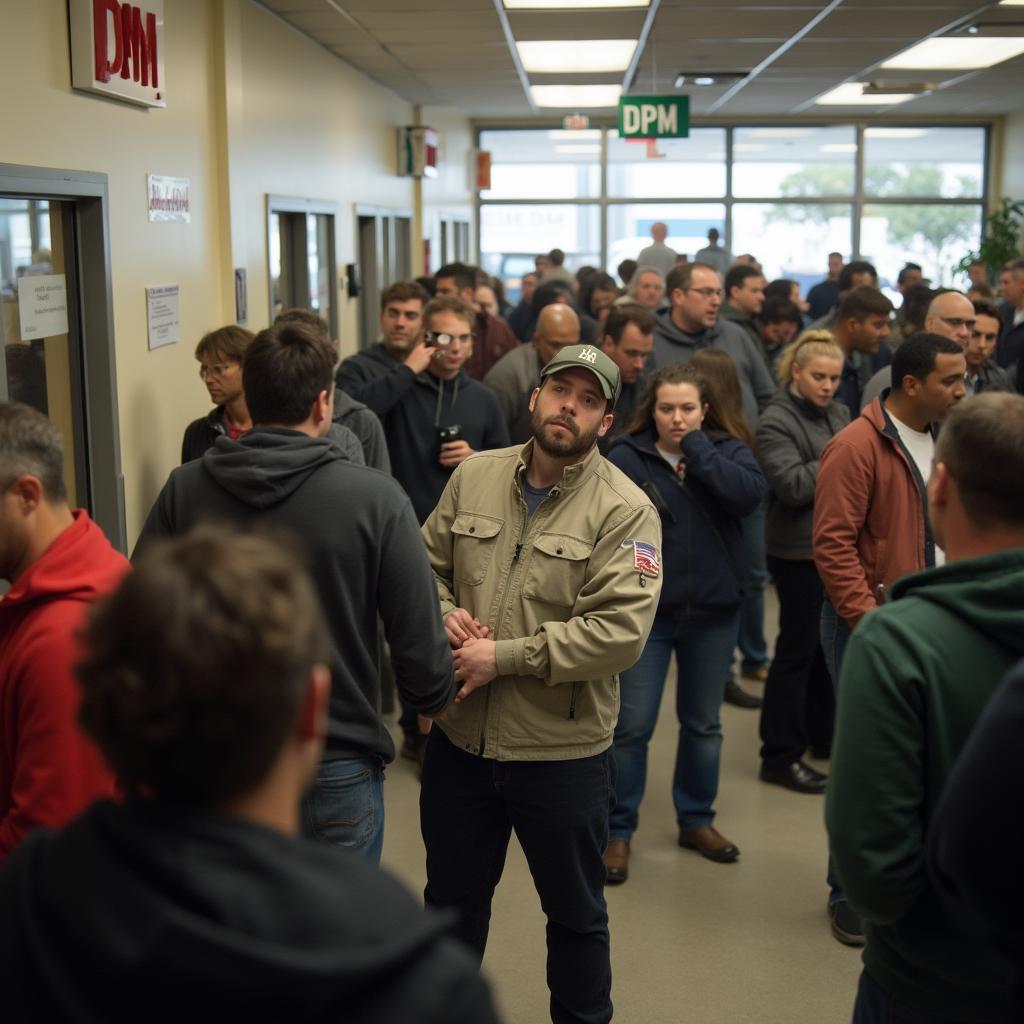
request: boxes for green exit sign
[617,95,690,139]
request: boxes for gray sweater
[755,386,849,560]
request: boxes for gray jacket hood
[202,427,341,509]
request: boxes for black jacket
[135,428,454,762]
[608,428,767,618]
[996,304,1024,370]
[0,799,499,1024]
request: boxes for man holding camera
[374,296,510,524]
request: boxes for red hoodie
[0,510,129,860]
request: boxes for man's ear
[528,386,541,412]
[295,663,331,743]
[597,411,614,438]
[601,336,615,356]
[929,461,950,510]
[312,388,331,426]
[8,474,42,513]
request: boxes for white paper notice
[147,175,191,223]
[17,274,69,340]
[146,284,181,349]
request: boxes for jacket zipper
[568,682,579,720]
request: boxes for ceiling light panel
[505,0,648,8]
[517,39,637,73]
[881,37,1024,70]
[530,84,623,107]
[815,84,916,106]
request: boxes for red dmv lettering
[93,0,159,89]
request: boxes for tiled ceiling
[257,0,1024,118]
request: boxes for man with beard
[419,344,662,1024]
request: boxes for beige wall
[420,105,477,272]
[1,0,474,546]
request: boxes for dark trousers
[420,728,614,1024]
[852,970,985,1024]
[759,557,835,769]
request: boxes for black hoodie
[0,799,499,1023]
[135,428,455,762]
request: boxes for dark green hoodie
[827,549,1024,1020]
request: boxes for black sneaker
[724,678,762,709]
[829,900,865,946]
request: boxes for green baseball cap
[540,344,621,404]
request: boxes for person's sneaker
[724,678,762,709]
[741,664,770,683]
[828,900,865,946]
[603,839,630,885]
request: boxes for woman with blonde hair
[603,363,767,880]
[755,330,848,793]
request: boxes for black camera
[438,424,463,446]
[425,331,455,348]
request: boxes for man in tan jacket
[420,344,662,1024]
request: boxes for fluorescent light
[554,144,601,154]
[517,39,637,74]
[821,143,858,152]
[530,84,622,108]
[546,129,602,141]
[1000,1,1024,6]
[863,128,928,138]
[505,0,648,8]
[881,37,1024,70]
[746,128,813,139]
[815,83,916,106]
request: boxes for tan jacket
[421,441,662,760]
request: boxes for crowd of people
[2,233,1024,1023]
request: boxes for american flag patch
[624,540,660,577]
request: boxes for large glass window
[480,130,601,200]
[606,128,726,198]
[480,204,600,280]
[863,127,985,199]
[733,126,856,198]
[607,202,725,274]
[733,203,854,287]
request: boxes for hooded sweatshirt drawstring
[433,376,460,428]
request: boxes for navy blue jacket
[608,428,767,619]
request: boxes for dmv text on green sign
[617,96,690,139]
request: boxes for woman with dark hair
[578,271,620,325]
[603,363,767,883]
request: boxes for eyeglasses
[199,362,236,380]
[938,317,976,331]
[686,287,724,300]
[426,331,472,347]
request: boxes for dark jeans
[852,970,981,1024]
[759,557,835,769]
[821,598,852,905]
[300,756,385,863]
[420,728,614,1024]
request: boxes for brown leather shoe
[603,839,630,884]
[678,825,740,863]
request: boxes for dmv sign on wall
[617,96,689,140]
[69,0,166,108]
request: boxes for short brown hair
[935,392,1024,529]
[194,324,254,363]
[274,307,329,343]
[1002,258,1024,274]
[603,304,655,345]
[77,526,330,804]
[422,295,476,332]
[628,363,706,434]
[837,285,893,323]
[666,261,717,297]
[0,401,66,502]
[243,320,336,427]
[380,280,430,311]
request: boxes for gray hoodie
[652,309,776,428]
[134,428,454,762]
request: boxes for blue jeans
[737,501,769,672]
[301,756,385,863]
[610,610,739,836]
[421,729,614,1024]
[821,598,852,904]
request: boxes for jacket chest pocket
[451,513,505,585]
[523,533,593,609]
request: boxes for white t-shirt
[888,410,945,567]
[655,445,682,472]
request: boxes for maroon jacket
[0,511,128,859]
[463,312,518,382]
[813,398,935,629]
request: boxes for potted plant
[957,197,1024,281]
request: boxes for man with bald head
[636,222,678,279]
[861,290,974,409]
[484,304,581,443]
